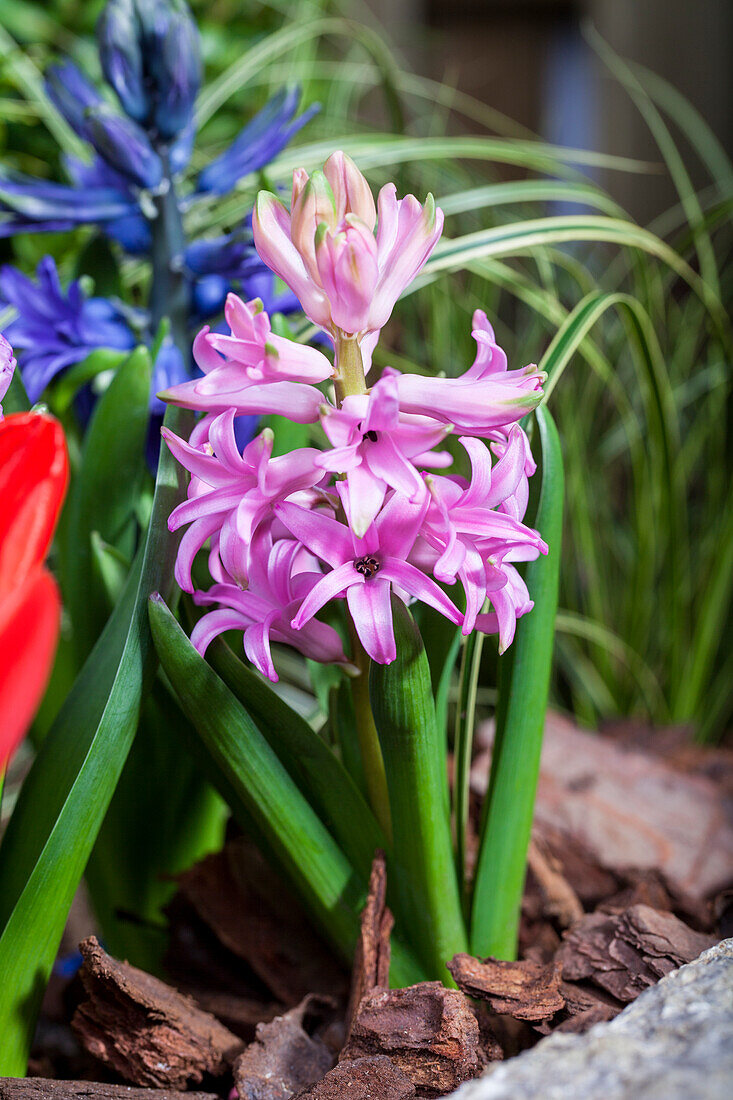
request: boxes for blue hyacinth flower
[0,257,136,403]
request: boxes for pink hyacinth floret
[160,153,548,681]
[0,334,16,419]
[158,294,332,423]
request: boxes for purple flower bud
[45,62,103,136]
[85,107,163,189]
[147,5,201,140]
[97,0,148,124]
[97,0,201,141]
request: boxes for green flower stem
[332,333,392,839]
[470,406,564,959]
[349,622,392,842]
[334,332,368,402]
[370,598,468,978]
[149,150,189,360]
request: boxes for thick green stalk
[332,333,392,838]
[149,151,189,358]
[370,598,467,978]
[348,625,392,841]
[470,407,564,959]
[333,332,368,402]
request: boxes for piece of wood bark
[474,711,733,902]
[177,839,347,1007]
[233,994,336,1100]
[340,981,482,1096]
[173,988,282,1037]
[599,870,675,917]
[558,979,623,1020]
[554,1004,619,1033]
[527,838,584,928]
[72,936,242,1088]
[0,1081,218,1100]
[558,903,716,1003]
[447,954,565,1022]
[345,851,394,1037]
[294,1056,416,1099]
[164,892,286,1039]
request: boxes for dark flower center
[356,420,378,443]
[354,555,381,578]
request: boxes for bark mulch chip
[0,1081,218,1100]
[526,838,584,929]
[340,981,483,1097]
[490,711,733,903]
[233,994,336,1100]
[293,1055,416,1099]
[72,936,242,1089]
[556,977,624,1025]
[553,1001,620,1033]
[177,838,347,1007]
[346,851,394,1036]
[163,890,285,1040]
[447,954,565,1022]
[558,903,716,1003]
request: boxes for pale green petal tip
[306,170,337,215]
[255,189,282,214]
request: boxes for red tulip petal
[0,565,61,766]
[0,412,69,599]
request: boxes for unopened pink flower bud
[323,150,377,230]
[315,216,379,334]
[290,170,338,282]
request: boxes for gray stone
[450,939,733,1100]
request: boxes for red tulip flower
[0,411,69,766]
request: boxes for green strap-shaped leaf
[85,681,227,973]
[90,532,131,609]
[470,405,564,959]
[417,216,725,326]
[206,637,387,880]
[62,345,152,664]
[370,599,468,978]
[538,289,688,691]
[149,594,424,988]
[0,407,190,1074]
[52,347,131,414]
